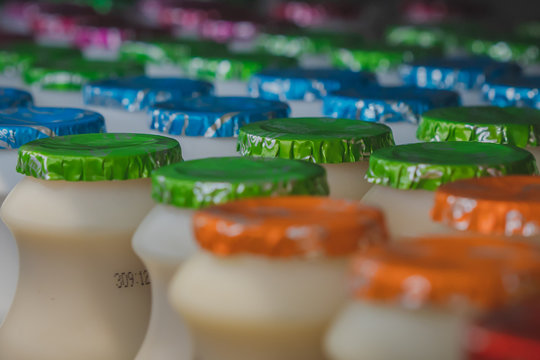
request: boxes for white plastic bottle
[170,196,389,360]
[362,141,538,238]
[325,235,540,360]
[132,156,330,360]
[0,133,182,360]
[0,105,104,323]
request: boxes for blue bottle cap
[248,68,376,101]
[0,107,106,149]
[150,96,291,137]
[400,57,522,90]
[82,76,214,112]
[0,87,33,109]
[483,76,540,109]
[323,86,461,124]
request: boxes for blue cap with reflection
[323,86,460,124]
[248,68,376,101]
[0,88,33,110]
[150,96,290,137]
[0,107,105,149]
[83,76,214,112]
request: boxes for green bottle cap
[23,58,144,91]
[238,117,395,163]
[0,44,82,73]
[151,157,329,209]
[417,106,540,148]
[255,30,362,58]
[181,52,297,81]
[118,39,228,65]
[17,133,183,181]
[331,44,438,72]
[384,24,462,52]
[462,34,539,64]
[366,142,538,191]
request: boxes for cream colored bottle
[170,196,389,360]
[325,236,540,360]
[0,133,182,360]
[362,142,538,239]
[132,156,330,360]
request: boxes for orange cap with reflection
[193,196,388,258]
[432,176,540,237]
[349,236,540,310]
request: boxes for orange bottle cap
[350,236,540,310]
[193,196,388,258]
[432,176,540,237]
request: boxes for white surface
[457,89,488,106]
[325,301,468,360]
[146,64,184,77]
[288,100,324,118]
[0,74,26,90]
[376,71,404,87]
[170,252,348,360]
[32,88,85,108]
[132,205,197,360]
[85,106,153,134]
[214,80,248,97]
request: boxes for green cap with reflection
[118,39,228,65]
[417,106,540,148]
[23,58,144,90]
[366,141,538,191]
[238,117,395,163]
[331,44,438,72]
[17,133,183,181]
[181,52,297,81]
[0,44,82,73]
[151,157,329,209]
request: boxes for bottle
[132,156,330,360]
[362,142,538,238]
[0,133,182,360]
[150,96,290,160]
[325,235,540,360]
[238,117,395,200]
[170,196,389,360]
[0,105,104,323]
